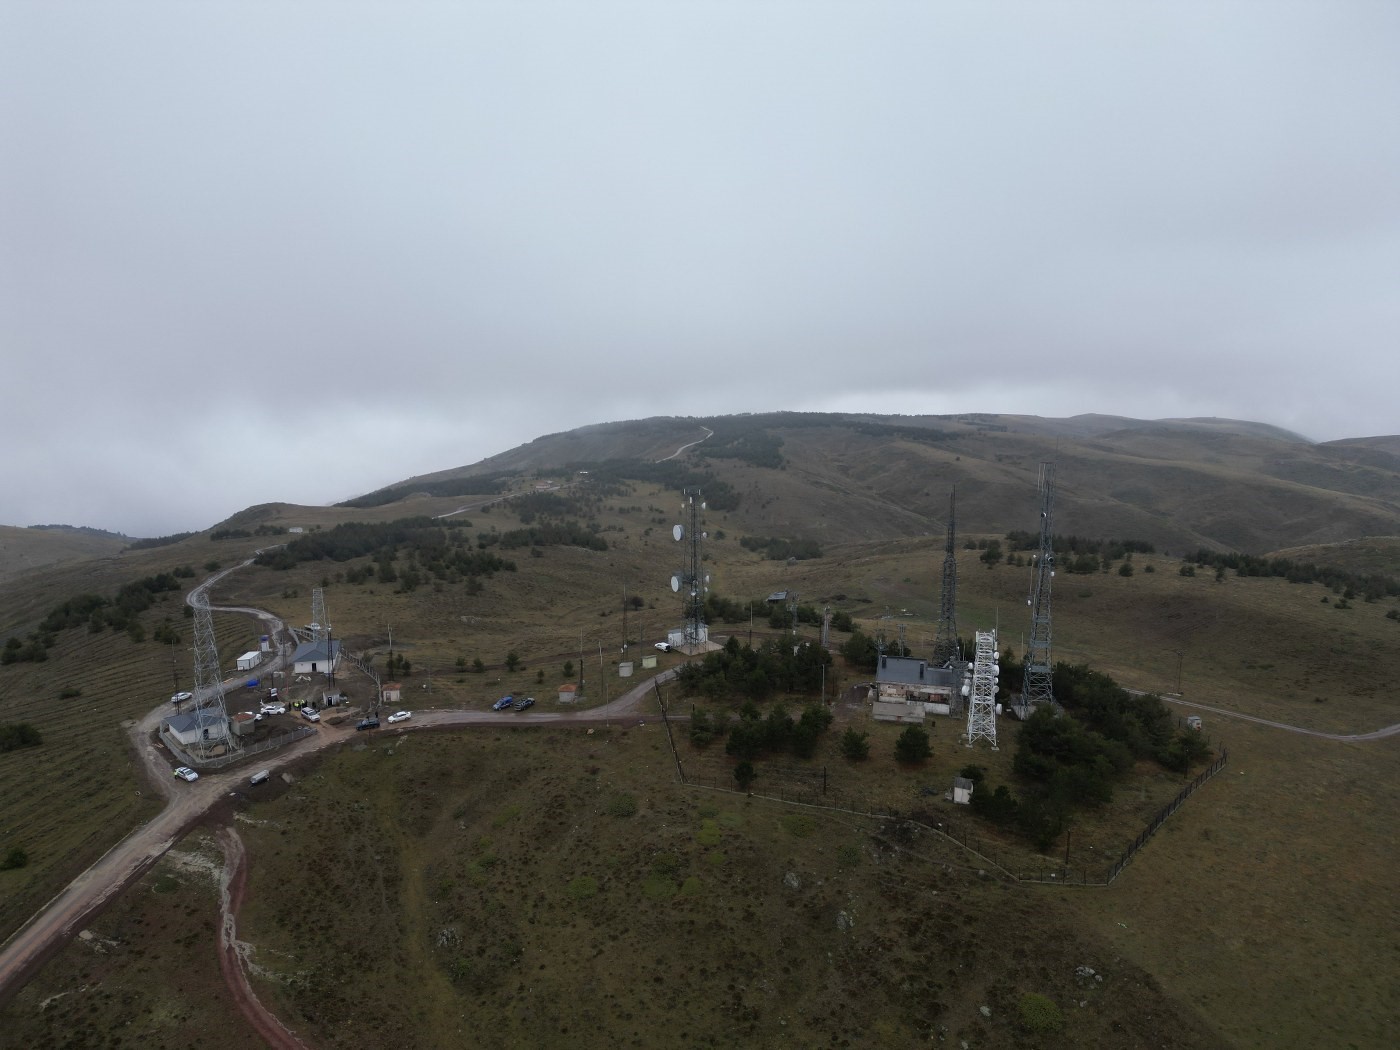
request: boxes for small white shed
[236,651,262,671]
[951,777,975,805]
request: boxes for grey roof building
[165,709,230,746]
[292,639,342,673]
[875,655,959,694]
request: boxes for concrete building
[292,639,341,676]
[165,709,231,748]
[872,654,961,723]
[666,624,710,649]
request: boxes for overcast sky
[3,2,1397,537]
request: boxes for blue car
[492,695,515,711]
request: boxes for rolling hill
[2,411,1399,1048]
[347,411,1400,559]
[0,524,131,585]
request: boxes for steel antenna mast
[671,488,708,649]
[310,588,329,643]
[933,488,959,666]
[190,596,236,759]
[1019,463,1059,716]
[965,628,1000,748]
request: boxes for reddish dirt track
[216,827,307,1049]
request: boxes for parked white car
[301,707,321,722]
[173,766,199,782]
[654,642,671,652]
[260,702,287,715]
[170,691,193,704]
[387,710,412,724]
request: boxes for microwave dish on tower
[665,487,710,649]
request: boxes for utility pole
[598,641,608,730]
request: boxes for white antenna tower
[965,628,1000,749]
[310,587,330,642]
[189,597,236,759]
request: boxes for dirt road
[0,563,675,1011]
[216,826,308,1049]
[656,425,713,462]
[1161,695,1400,741]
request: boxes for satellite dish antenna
[673,524,684,542]
[701,502,707,510]
[670,575,680,592]
[701,531,708,539]
[704,574,711,584]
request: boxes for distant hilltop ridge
[26,524,130,540]
[335,410,1400,557]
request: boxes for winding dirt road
[216,826,308,1049]
[1161,695,1400,741]
[0,551,675,1011]
[656,425,713,462]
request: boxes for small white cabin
[951,776,975,805]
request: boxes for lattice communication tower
[310,587,330,642]
[965,628,1000,748]
[1018,463,1059,716]
[670,488,709,648]
[932,488,959,666]
[189,597,236,758]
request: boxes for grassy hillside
[347,412,1400,555]
[0,525,130,585]
[2,415,1400,1047]
[0,531,270,937]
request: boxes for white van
[249,770,271,786]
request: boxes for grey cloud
[3,2,1397,534]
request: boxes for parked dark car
[515,697,536,711]
[356,717,380,731]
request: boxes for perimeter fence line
[161,725,317,771]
